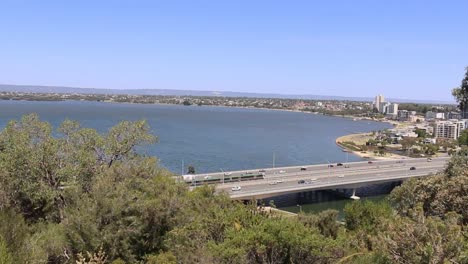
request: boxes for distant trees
[452,66,468,118]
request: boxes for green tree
[187,165,196,174]
[415,128,427,138]
[344,200,393,234]
[390,153,468,224]
[458,129,468,146]
[452,66,468,118]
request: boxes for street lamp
[220,168,225,185]
[297,204,302,213]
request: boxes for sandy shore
[336,133,408,160]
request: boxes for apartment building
[434,120,465,139]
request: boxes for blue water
[0,100,391,173]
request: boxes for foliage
[459,129,468,146]
[452,66,468,118]
[389,153,468,224]
[187,165,195,174]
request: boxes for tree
[415,129,427,138]
[400,137,417,153]
[458,129,468,146]
[187,165,196,174]
[0,114,156,223]
[452,66,468,118]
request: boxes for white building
[374,95,385,112]
[386,103,399,116]
[435,120,465,140]
[397,110,416,121]
[425,111,445,120]
[379,102,390,114]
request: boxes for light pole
[326,160,332,184]
[181,159,184,176]
[273,152,276,168]
[220,168,225,185]
[297,204,302,213]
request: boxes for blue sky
[0,1,466,101]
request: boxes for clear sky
[1,1,467,101]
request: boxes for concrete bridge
[189,157,449,200]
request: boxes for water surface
[0,100,391,173]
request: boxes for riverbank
[336,132,408,160]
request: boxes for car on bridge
[297,180,305,184]
[259,169,266,172]
[337,163,343,166]
[328,164,334,168]
[410,167,416,170]
[337,174,344,178]
[269,180,283,185]
[368,161,373,164]
[231,186,242,191]
[279,170,286,174]
[300,167,307,171]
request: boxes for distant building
[423,138,437,144]
[435,120,465,140]
[446,111,462,120]
[425,111,445,120]
[386,103,399,116]
[397,110,416,121]
[374,95,385,112]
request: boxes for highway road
[189,157,450,200]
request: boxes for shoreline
[335,133,408,161]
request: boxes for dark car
[344,165,350,168]
[298,180,305,184]
[259,169,266,173]
[328,164,334,168]
[368,161,373,164]
[410,167,416,170]
[300,167,307,171]
[337,163,343,166]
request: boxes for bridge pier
[350,188,360,200]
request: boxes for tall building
[435,120,465,140]
[386,103,399,115]
[374,95,385,112]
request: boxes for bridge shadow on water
[261,181,401,219]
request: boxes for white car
[269,180,283,185]
[276,179,283,183]
[203,176,211,180]
[279,170,286,174]
[231,186,241,191]
[224,172,232,176]
[337,175,345,178]
[309,178,318,181]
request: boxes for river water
[0,100,391,173]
